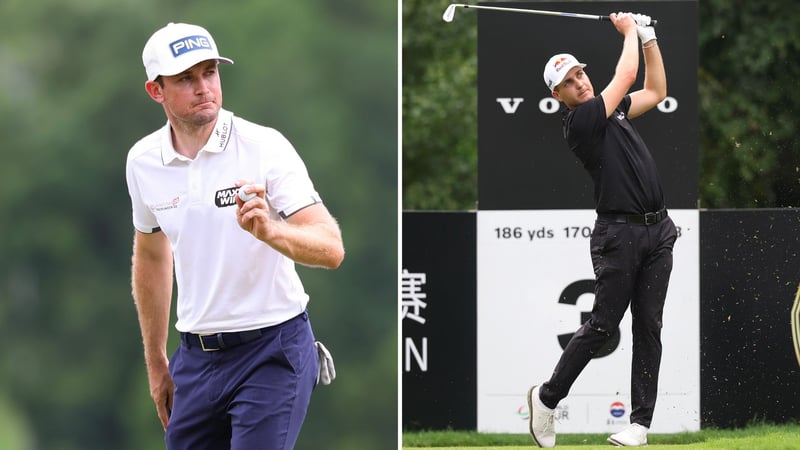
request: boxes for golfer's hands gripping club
[609,12,639,38]
[630,12,657,44]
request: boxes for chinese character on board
[401,269,427,324]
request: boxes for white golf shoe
[607,423,648,447]
[527,385,555,448]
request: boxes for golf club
[442,3,657,27]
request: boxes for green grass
[402,423,800,449]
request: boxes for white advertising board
[476,210,700,434]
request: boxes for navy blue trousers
[166,311,318,450]
[540,217,677,428]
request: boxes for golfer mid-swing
[528,12,677,448]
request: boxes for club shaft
[459,4,610,22]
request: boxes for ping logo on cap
[169,35,212,57]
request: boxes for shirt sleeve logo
[151,196,182,212]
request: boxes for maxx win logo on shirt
[215,186,240,208]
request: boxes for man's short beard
[190,110,218,127]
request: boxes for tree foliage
[403,0,800,209]
[699,0,800,208]
[0,1,397,449]
[403,0,478,210]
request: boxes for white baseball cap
[142,23,233,81]
[543,53,586,92]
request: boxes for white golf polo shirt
[126,109,321,333]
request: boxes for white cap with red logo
[142,23,233,81]
[543,53,586,92]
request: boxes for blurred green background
[0,1,397,449]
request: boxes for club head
[442,4,457,22]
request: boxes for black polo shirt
[562,95,665,215]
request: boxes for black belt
[182,311,308,352]
[597,208,668,226]
[182,328,266,352]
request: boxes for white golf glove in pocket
[315,341,336,386]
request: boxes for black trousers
[540,216,678,428]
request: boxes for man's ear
[144,80,164,103]
[551,90,561,102]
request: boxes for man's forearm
[642,44,667,98]
[263,220,344,269]
[131,234,174,369]
[615,30,641,82]
[243,203,345,270]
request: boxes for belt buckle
[644,212,657,225]
[198,334,221,352]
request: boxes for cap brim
[157,56,234,78]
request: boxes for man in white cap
[527,12,677,448]
[126,22,344,449]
